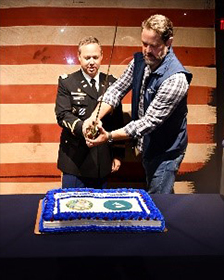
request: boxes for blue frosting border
[39,188,165,233]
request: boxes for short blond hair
[78,36,102,54]
[142,14,173,43]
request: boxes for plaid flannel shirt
[102,59,190,152]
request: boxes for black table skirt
[0,194,224,279]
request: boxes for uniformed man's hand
[82,116,94,136]
[85,125,108,148]
[111,158,121,173]
[83,117,102,139]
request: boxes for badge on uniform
[71,91,86,96]
[78,108,86,116]
[81,80,88,88]
[73,96,85,101]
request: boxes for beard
[144,52,166,68]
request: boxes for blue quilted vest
[132,47,192,159]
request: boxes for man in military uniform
[55,36,124,188]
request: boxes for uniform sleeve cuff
[73,120,83,137]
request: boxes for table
[0,194,224,279]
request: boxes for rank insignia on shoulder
[60,73,68,79]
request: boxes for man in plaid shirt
[83,14,192,194]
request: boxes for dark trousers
[62,173,108,189]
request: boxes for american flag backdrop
[0,0,217,194]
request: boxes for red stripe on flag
[0,163,60,177]
[0,45,215,67]
[0,7,215,27]
[179,163,206,173]
[174,47,215,67]
[0,177,61,182]
[187,124,215,143]
[0,124,61,143]
[0,46,137,65]
[0,124,215,144]
[187,86,214,104]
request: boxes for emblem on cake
[66,199,93,210]
[104,200,132,211]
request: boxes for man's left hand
[111,158,121,173]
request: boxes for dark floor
[1,256,223,280]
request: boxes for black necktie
[90,78,98,97]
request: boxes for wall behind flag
[0,0,218,194]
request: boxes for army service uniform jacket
[55,70,124,178]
